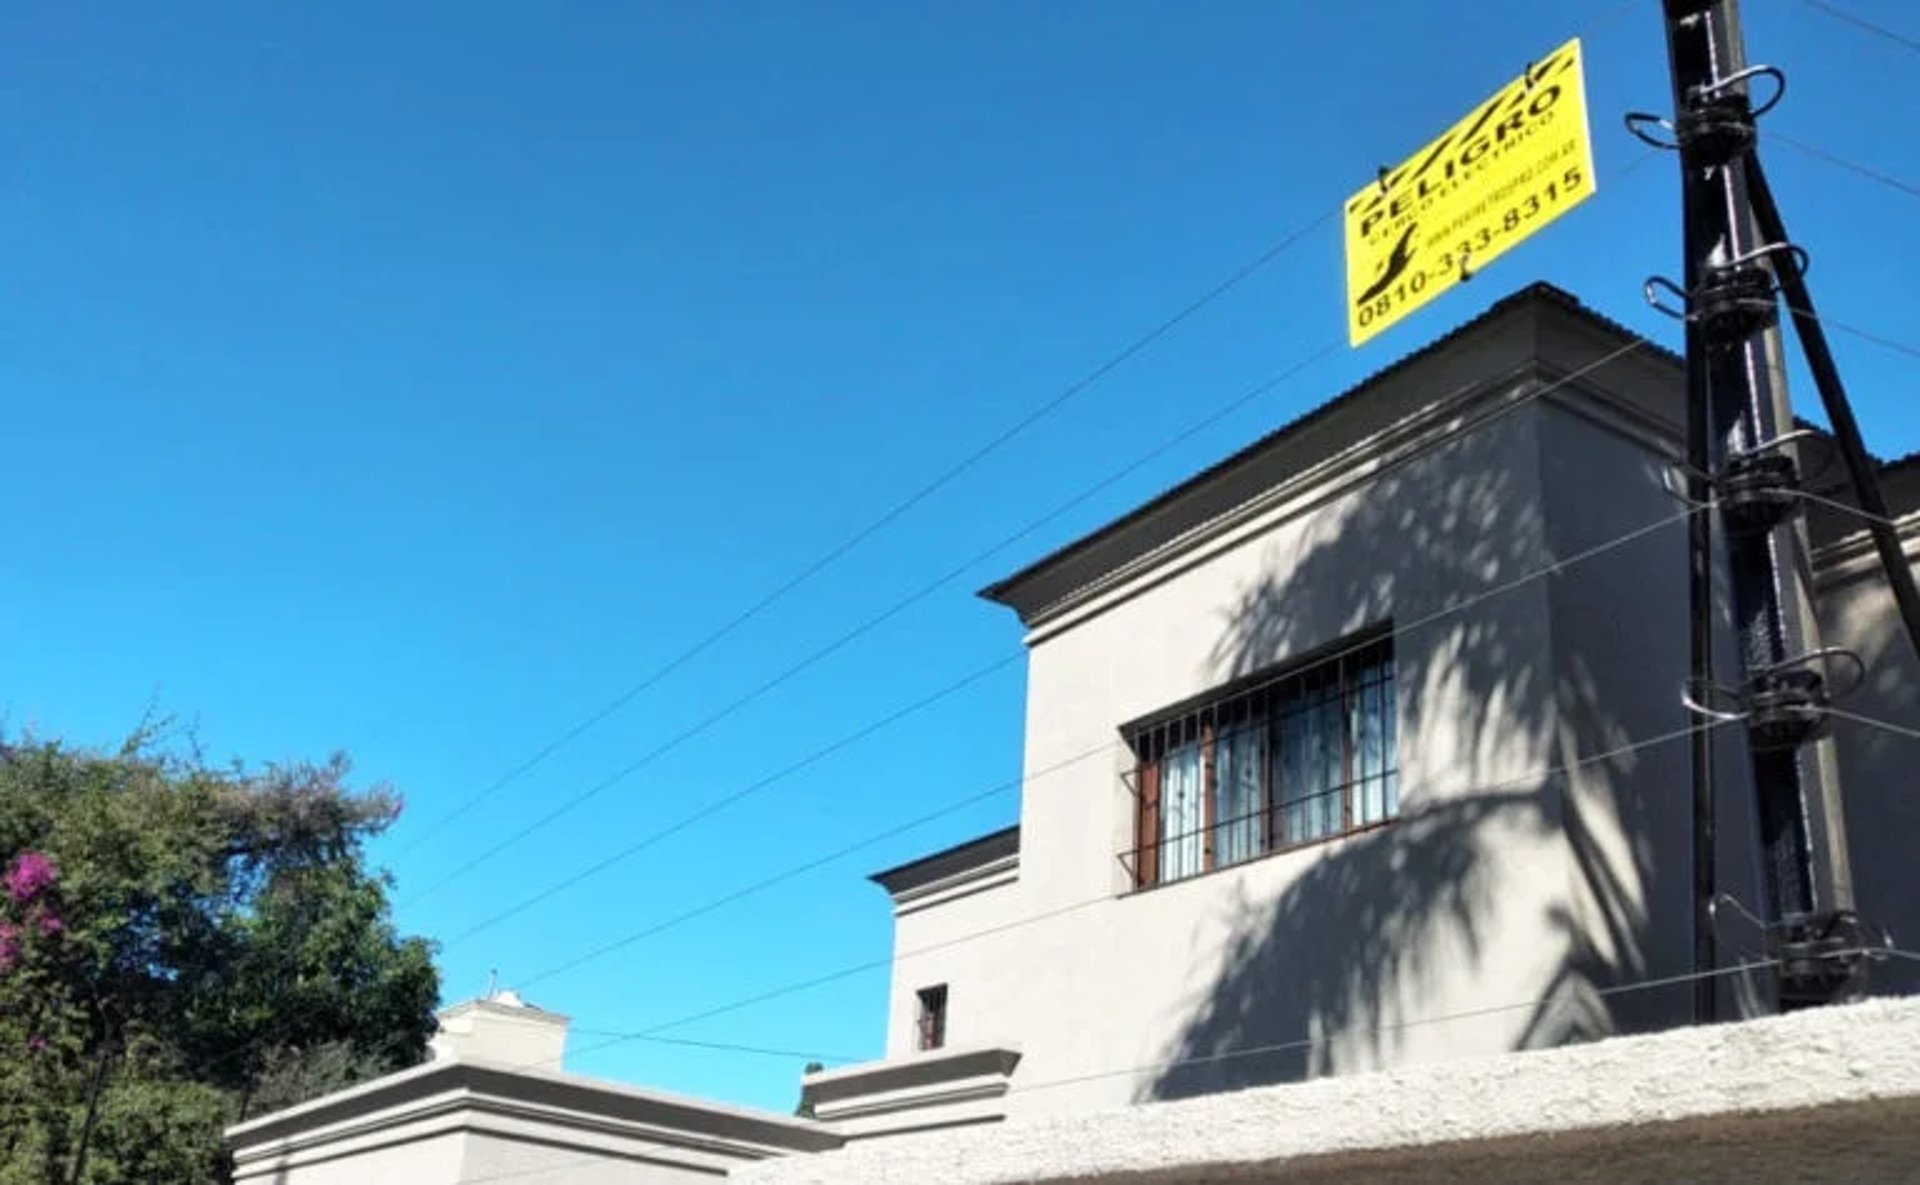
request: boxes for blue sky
[4,0,1915,1112]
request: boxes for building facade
[226,991,841,1183]
[800,282,1920,1137]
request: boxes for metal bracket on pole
[1775,909,1867,1009]
[1651,0,1864,1013]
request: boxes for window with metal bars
[916,984,948,1051]
[1126,632,1397,889]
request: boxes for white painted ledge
[738,997,1920,1184]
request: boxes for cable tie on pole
[1643,275,1690,319]
[1763,647,1867,700]
[1727,240,1810,281]
[1729,426,1824,463]
[1624,112,1681,152]
[1717,448,1802,534]
[1745,666,1831,751]
[1682,678,1751,725]
[1629,66,1785,169]
[1694,64,1787,117]
[1775,909,1867,1007]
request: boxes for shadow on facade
[1821,560,1920,992]
[1145,415,1694,1102]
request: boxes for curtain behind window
[1160,743,1204,882]
[1213,727,1263,867]
[1277,675,1344,843]
[1350,652,1397,826]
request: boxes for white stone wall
[738,997,1920,1185]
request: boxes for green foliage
[0,735,440,1184]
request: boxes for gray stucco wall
[1816,527,1920,995]
[873,339,1724,1121]
[226,1059,841,1184]
[1532,390,1695,1038]
[865,297,1914,1134]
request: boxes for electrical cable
[197,386,1703,1084]
[407,146,1685,912]
[390,211,1336,862]
[187,285,1676,1094]
[558,716,1733,1065]
[1006,954,1784,1095]
[177,75,1697,1102]
[1824,705,1920,743]
[1781,303,1920,363]
[398,19,1675,894]
[438,651,1024,946]
[1790,485,1911,529]
[1766,129,1920,202]
[1797,0,1920,54]
[563,1030,861,1066]
[443,936,1908,1185]
[401,338,1341,908]
[446,339,1675,967]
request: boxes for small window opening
[916,984,948,1051]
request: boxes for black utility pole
[1654,0,1863,1010]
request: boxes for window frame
[1125,629,1397,891]
[915,984,948,1052]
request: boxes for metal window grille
[1124,633,1397,889]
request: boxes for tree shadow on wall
[1146,412,1693,1102]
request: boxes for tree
[0,733,439,1183]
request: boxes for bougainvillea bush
[0,734,439,1183]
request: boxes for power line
[1006,954,1796,1095]
[565,1030,859,1066]
[191,311,1681,1098]
[190,278,1673,1093]
[556,697,1729,1067]
[504,683,1916,1076]
[404,339,1342,908]
[205,111,1684,1094]
[1798,0,1920,54]
[390,210,1336,862]
[520,496,1699,992]
[192,331,1345,1080]
[513,744,1093,992]
[1790,485,1908,528]
[1825,705,1920,743]
[450,940,1917,1185]
[406,149,1683,908]
[1783,302,1920,363]
[452,339,1675,971]
[1767,129,1920,202]
[451,949,1849,1185]
[200,375,1701,1086]
[439,652,1023,946]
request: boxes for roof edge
[977,282,1675,619]
[870,825,1019,897]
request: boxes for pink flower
[4,852,56,903]
[25,1035,47,1054]
[36,913,62,938]
[0,922,18,974]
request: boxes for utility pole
[1651,0,1865,1010]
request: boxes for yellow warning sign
[1344,38,1597,347]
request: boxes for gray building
[230,282,1920,1182]
[226,991,841,1183]
[800,282,1920,1138]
